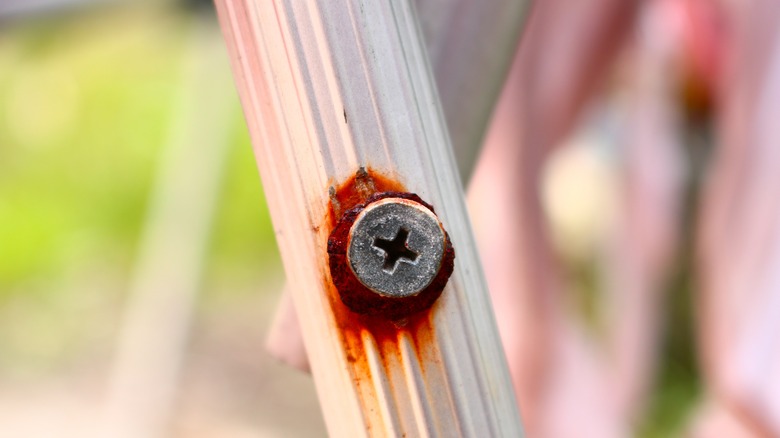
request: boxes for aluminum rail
[266,0,528,372]
[266,0,529,371]
[215,1,524,436]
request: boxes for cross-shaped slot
[373,227,419,273]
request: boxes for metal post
[214,1,524,436]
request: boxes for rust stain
[324,275,435,368]
[321,167,442,412]
[327,166,404,220]
[328,189,453,319]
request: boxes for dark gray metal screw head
[347,197,447,298]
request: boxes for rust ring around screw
[328,191,455,320]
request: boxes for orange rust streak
[323,167,436,410]
[328,167,406,221]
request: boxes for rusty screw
[348,197,447,298]
[328,191,455,319]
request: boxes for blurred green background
[0,3,326,437]
[0,7,268,368]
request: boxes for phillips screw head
[328,192,454,319]
[347,197,446,298]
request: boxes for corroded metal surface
[328,180,455,319]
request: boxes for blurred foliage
[638,239,701,437]
[0,5,278,375]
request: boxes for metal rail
[265,0,527,372]
[215,1,524,436]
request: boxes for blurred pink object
[469,0,649,435]
[266,288,310,372]
[695,0,780,435]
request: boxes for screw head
[328,191,455,319]
[348,197,446,298]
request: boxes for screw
[328,191,455,319]
[348,197,446,298]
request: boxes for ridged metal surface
[214,1,524,436]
